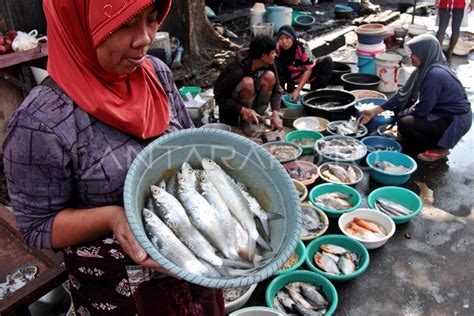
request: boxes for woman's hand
[360,106,384,124]
[292,90,301,103]
[240,107,260,124]
[271,110,283,130]
[109,207,175,276]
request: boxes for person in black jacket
[214,35,282,136]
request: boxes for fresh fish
[315,192,353,210]
[320,244,348,255]
[285,282,315,310]
[177,171,240,260]
[337,253,356,275]
[143,208,216,276]
[322,251,340,263]
[150,185,234,268]
[345,222,386,241]
[375,161,411,174]
[376,198,413,216]
[322,169,343,183]
[202,158,260,260]
[292,304,324,315]
[273,296,287,313]
[327,164,349,183]
[346,165,358,183]
[314,252,341,275]
[180,162,199,191]
[198,172,242,258]
[276,291,296,311]
[301,206,325,237]
[236,181,283,239]
[353,217,383,234]
[296,282,329,308]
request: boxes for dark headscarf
[277,25,298,66]
[396,34,464,111]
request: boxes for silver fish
[198,172,242,259]
[202,158,259,260]
[285,282,315,310]
[337,253,356,275]
[176,171,238,260]
[375,161,411,174]
[314,252,341,275]
[180,162,199,191]
[150,184,225,267]
[235,181,283,240]
[297,282,329,308]
[328,164,349,182]
[143,208,216,276]
[276,291,296,311]
[166,172,178,197]
[376,198,413,216]
[315,192,353,210]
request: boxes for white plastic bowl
[338,208,396,249]
[229,306,285,316]
[225,283,258,314]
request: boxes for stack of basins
[355,24,387,74]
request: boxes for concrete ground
[245,11,474,316]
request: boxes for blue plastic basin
[124,129,302,288]
[355,97,395,132]
[361,136,402,153]
[366,151,417,185]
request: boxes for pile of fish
[273,282,330,315]
[374,161,412,174]
[344,217,387,241]
[314,192,353,210]
[287,166,317,181]
[317,138,366,160]
[143,159,284,277]
[300,205,327,238]
[375,198,414,217]
[320,163,360,184]
[327,117,365,137]
[266,144,300,161]
[313,244,359,275]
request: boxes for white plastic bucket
[252,23,274,37]
[356,42,386,57]
[250,9,266,28]
[375,53,403,92]
[151,32,171,65]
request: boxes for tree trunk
[161,0,234,60]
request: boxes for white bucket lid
[252,2,266,12]
[375,53,403,63]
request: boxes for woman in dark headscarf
[362,34,471,162]
[3,0,224,314]
[275,25,334,102]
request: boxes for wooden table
[0,42,48,91]
[0,204,67,316]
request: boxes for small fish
[314,252,341,275]
[375,161,411,174]
[337,253,356,275]
[376,198,413,216]
[143,208,216,276]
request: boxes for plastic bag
[12,30,47,52]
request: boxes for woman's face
[410,53,421,67]
[96,6,159,74]
[278,34,294,51]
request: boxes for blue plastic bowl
[282,93,304,109]
[305,234,370,282]
[309,183,362,218]
[355,98,395,132]
[366,151,417,185]
[124,129,302,288]
[361,136,402,153]
[356,33,385,45]
[266,270,338,315]
[367,186,423,224]
[274,240,306,275]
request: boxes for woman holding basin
[3,0,224,314]
[361,34,471,162]
[275,25,334,103]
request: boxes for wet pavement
[245,12,474,316]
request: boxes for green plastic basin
[305,234,370,282]
[285,130,323,155]
[309,183,362,218]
